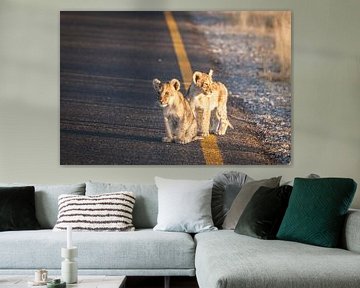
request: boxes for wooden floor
[126,276,199,288]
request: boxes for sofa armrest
[342,209,360,253]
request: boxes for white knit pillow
[53,192,135,231]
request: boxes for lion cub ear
[152,79,162,92]
[193,71,202,86]
[170,79,181,91]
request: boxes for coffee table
[0,275,126,288]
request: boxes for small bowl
[47,279,66,288]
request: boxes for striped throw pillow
[53,192,136,231]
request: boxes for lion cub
[187,69,233,136]
[153,78,199,144]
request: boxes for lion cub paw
[199,132,210,137]
[175,138,189,144]
[162,136,173,143]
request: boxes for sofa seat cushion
[0,229,195,271]
[195,230,360,288]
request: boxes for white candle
[67,225,72,249]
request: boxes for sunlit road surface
[60,12,275,165]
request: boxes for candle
[67,225,72,249]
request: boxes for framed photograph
[60,11,291,165]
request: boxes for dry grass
[232,11,291,81]
[273,11,291,80]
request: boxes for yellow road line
[199,134,224,165]
[164,11,223,165]
[164,11,193,91]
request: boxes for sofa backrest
[86,181,158,229]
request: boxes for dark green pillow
[235,185,292,239]
[0,186,41,231]
[277,178,357,247]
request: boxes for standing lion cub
[152,78,200,144]
[187,69,233,136]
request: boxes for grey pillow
[212,171,251,228]
[153,177,217,233]
[222,177,281,230]
[284,173,320,186]
[0,183,85,228]
[86,181,158,229]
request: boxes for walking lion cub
[152,78,200,144]
[187,69,233,136]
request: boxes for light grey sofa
[0,181,359,288]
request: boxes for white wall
[0,0,359,208]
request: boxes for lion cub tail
[227,119,234,130]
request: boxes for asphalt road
[60,12,275,165]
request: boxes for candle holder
[61,247,78,284]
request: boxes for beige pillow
[222,177,281,230]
